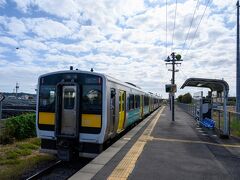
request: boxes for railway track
[26,158,91,180]
[24,122,141,180]
[25,108,161,180]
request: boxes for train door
[140,95,144,118]
[61,86,77,136]
[110,88,116,133]
[117,90,126,132]
[56,84,79,138]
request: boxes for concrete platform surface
[70,106,240,180]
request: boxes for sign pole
[0,94,5,120]
[0,101,2,120]
[165,53,183,121]
[236,1,240,114]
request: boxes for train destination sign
[0,94,5,102]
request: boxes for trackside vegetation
[0,113,36,144]
[0,113,56,179]
[177,93,192,104]
[0,138,56,180]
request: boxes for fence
[212,109,240,137]
[2,109,36,119]
[177,103,196,117]
[177,103,240,138]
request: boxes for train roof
[39,70,161,98]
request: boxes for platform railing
[177,102,196,117]
[177,102,240,138]
[213,108,240,138]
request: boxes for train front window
[82,85,102,113]
[64,88,75,109]
[39,86,56,112]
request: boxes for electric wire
[181,0,200,54]
[184,0,212,59]
[166,0,168,56]
[179,68,188,79]
[171,0,178,52]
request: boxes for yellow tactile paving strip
[107,107,165,180]
[151,137,240,148]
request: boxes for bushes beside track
[0,113,36,144]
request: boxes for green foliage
[2,113,36,142]
[177,95,183,102]
[17,143,39,150]
[177,93,192,104]
[176,54,182,61]
[0,138,56,180]
[231,118,240,137]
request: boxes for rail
[177,103,240,138]
[26,160,62,180]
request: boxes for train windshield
[39,85,56,112]
[38,73,102,113]
[82,85,102,113]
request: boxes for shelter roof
[180,78,229,92]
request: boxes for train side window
[122,93,125,111]
[129,94,134,110]
[144,96,149,106]
[119,95,121,112]
[135,95,140,108]
[134,95,136,109]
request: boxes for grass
[230,119,240,137]
[213,110,240,137]
[0,138,56,180]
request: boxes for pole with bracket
[0,94,5,120]
[236,0,240,114]
[165,52,183,121]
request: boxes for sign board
[0,94,5,102]
[165,84,177,93]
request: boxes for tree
[177,93,192,104]
[177,95,183,102]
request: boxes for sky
[0,0,237,98]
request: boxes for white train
[36,68,161,160]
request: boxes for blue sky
[0,0,237,97]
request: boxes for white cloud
[0,0,6,7]
[34,0,79,18]
[25,18,71,39]
[0,0,237,97]
[21,39,48,51]
[0,36,18,46]
[6,17,27,36]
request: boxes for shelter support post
[223,87,229,137]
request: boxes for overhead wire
[166,0,168,56]
[181,0,200,54]
[184,0,212,59]
[171,0,178,52]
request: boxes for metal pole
[223,87,229,137]
[237,1,240,113]
[0,101,2,120]
[172,53,175,121]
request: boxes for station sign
[165,84,177,93]
[0,94,5,102]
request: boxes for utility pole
[15,82,19,98]
[165,52,182,121]
[236,1,240,114]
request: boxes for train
[36,68,162,160]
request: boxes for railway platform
[70,106,240,180]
